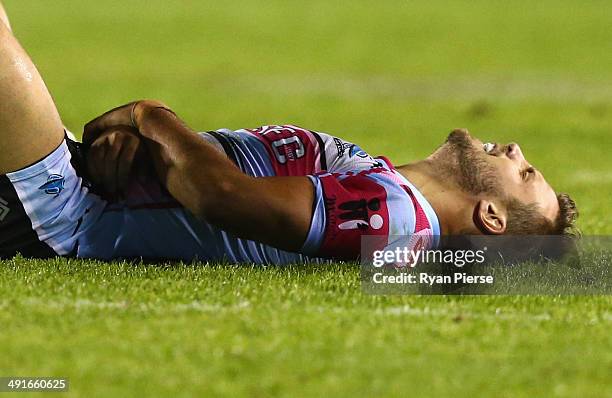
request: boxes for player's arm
[83,101,314,251]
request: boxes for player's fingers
[101,132,124,194]
[83,102,136,145]
[86,140,106,186]
[133,143,149,177]
[116,134,141,193]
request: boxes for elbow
[190,178,240,223]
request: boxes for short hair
[505,193,579,237]
[503,193,579,262]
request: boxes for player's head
[429,129,578,237]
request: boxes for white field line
[570,170,612,184]
[2,299,610,324]
[3,298,252,313]
[374,305,611,324]
[229,76,612,102]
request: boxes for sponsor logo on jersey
[337,198,384,231]
[38,174,65,196]
[0,197,10,222]
[334,138,369,159]
[349,144,368,158]
[334,138,351,157]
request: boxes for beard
[432,129,502,196]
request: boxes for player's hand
[86,126,146,197]
[83,99,171,145]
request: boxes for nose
[506,143,524,161]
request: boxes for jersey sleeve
[244,125,325,176]
[301,170,392,260]
[242,125,383,177]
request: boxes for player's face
[435,129,559,223]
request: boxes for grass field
[1,0,611,396]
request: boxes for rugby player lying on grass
[0,4,578,263]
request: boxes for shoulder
[316,132,384,173]
[242,125,383,173]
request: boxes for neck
[396,160,478,235]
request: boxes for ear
[474,199,507,234]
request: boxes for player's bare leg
[0,2,11,32]
[0,2,64,174]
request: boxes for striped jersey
[0,125,440,264]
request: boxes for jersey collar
[376,155,441,247]
[402,177,441,248]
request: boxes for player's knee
[0,6,11,34]
[0,20,9,38]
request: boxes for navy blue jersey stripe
[207,131,244,170]
[311,131,328,170]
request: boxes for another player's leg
[0,4,64,174]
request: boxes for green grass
[1,0,611,396]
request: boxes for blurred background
[6,0,612,231]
